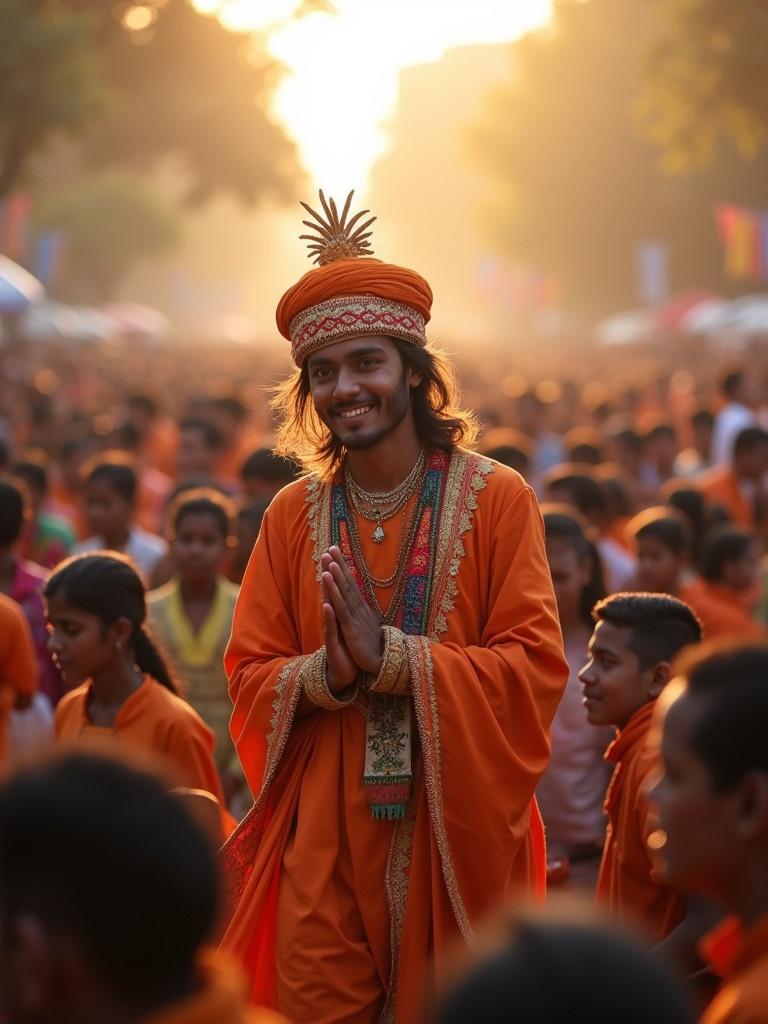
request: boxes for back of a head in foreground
[0,752,219,1019]
[434,915,693,1024]
[676,641,768,792]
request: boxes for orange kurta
[700,915,768,1024]
[142,951,286,1024]
[679,579,764,642]
[597,701,683,942]
[698,468,754,529]
[55,675,224,804]
[0,592,38,768]
[219,451,568,1023]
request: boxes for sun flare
[194,0,552,194]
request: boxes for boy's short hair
[628,507,690,556]
[179,417,223,451]
[0,476,28,546]
[239,448,298,484]
[543,467,605,519]
[592,593,702,669]
[699,526,754,583]
[81,451,138,503]
[675,641,768,792]
[167,487,234,537]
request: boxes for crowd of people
[2,199,768,1021]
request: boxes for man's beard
[329,372,411,451]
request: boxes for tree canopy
[471,0,768,313]
[642,0,768,171]
[35,172,182,298]
[0,0,306,204]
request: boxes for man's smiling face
[307,335,419,451]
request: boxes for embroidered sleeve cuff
[300,647,359,710]
[369,626,410,695]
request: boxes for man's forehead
[306,335,394,366]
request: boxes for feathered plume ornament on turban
[276,190,433,366]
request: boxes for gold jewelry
[300,190,376,266]
[301,647,358,710]
[345,448,426,543]
[370,626,408,695]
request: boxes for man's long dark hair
[272,338,478,478]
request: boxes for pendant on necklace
[373,524,385,544]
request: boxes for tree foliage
[471,0,768,313]
[0,0,101,195]
[35,173,182,298]
[642,0,768,171]
[0,0,305,204]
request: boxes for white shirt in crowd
[536,634,614,856]
[712,401,755,467]
[74,526,168,579]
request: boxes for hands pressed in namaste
[321,545,383,691]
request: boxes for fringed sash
[331,450,448,819]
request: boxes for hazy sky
[192,0,552,192]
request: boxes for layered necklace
[344,448,428,622]
[344,447,427,544]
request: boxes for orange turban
[276,257,433,366]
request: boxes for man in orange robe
[579,593,702,941]
[0,751,282,1024]
[220,192,568,1023]
[649,642,768,1024]
[0,592,37,770]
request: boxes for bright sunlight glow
[195,0,552,193]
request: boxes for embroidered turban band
[277,257,433,366]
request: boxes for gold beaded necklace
[344,447,426,543]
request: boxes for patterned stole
[331,450,449,819]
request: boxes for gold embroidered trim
[305,474,331,582]
[428,450,494,641]
[300,646,359,709]
[379,793,418,1024]
[406,633,475,943]
[290,294,427,366]
[218,655,306,916]
[369,625,409,695]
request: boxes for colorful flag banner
[0,194,30,261]
[34,232,64,287]
[716,203,764,280]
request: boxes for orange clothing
[142,418,179,479]
[219,452,568,1023]
[0,593,38,768]
[55,676,224,804]
[680,579,765,642]
[137,465,174,533]
[142,950,286,1024]
[698,468,754,529]
[50,480,87,539]
[597,701,683,942]
[700,915,768,1024]
[216,430,263,486]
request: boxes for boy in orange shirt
[580,593,701,939]
[650,642,768,1024]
